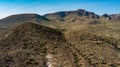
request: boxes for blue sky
[0,0,120,18]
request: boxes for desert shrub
[25,59,39,65]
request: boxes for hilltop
[0,14,50,28]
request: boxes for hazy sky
[0,0,120,18]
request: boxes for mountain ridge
[0,14,50,28]
[0,9,119,29]
[44,9,100,23]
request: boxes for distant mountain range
[0,9,120,28]
[44,9,100,22]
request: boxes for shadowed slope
[0,14,50,28]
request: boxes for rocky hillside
[110,14,120,20]
[44,9,100,23]
[0,22,120,67]
[0,14,50,28]
[0,22,80,67]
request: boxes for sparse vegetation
[0,9,120,67]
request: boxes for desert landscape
[0,0,120,67]
[0,9,120,67]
